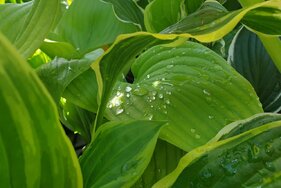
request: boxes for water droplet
[265,161,275,171]
[190,128,196,133]
[151,91,157,96]
[158,93,164,99]
[195,134,201,139]
[203,89,211,96]
[147,114,153,120]
[126,93,130,98]
[116,107,124,115]
[133,88,148,96]
[208,115,214,119]
[146,74,150,79]
[166,65,174,69]
[164,110,168,114]
[265,143,273,154]
[108,103,113,109]
[125,86,132,92]
[165,99,171,105]
[166,91,172,95]
[200,168,213,181]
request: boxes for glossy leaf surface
[80,120,165,188]
[0,32,82,187]
[104,41,262,151]
[55,0,139,55]
[154,113,281,187]
[144,0,185,33]
[0,0,62,58]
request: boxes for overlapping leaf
[102,0,145,30]
[0,32,82,187]
[153,113,281,187]
[132,140,186,188]
[229,27,281,112]
[103,41,262,151]
[79,120,166,188]
[144,0,185,33]
[54,0,139,55]
[162,0,281,39]
[0,0,62,58]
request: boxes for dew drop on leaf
[115,107,124,115]
[203,89,211,96]
[125,86,132,92]
[166,65,174,69]
[133,87,148,96]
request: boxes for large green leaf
[229,27,281,112]
[103,41,262,151]
[0,0,62,58]
[144,0,185,33]
[79,120,166,188]
[153,113,281,187]
[54,0,139,55]
[0,32,82,187]
[161,0,281,38]
[102,0,145,30]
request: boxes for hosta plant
[1,0,281,187]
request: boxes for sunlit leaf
[104,41,262,151]
[80,120,166,188]
[0,32,82,187]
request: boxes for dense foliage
[1,0,281,187]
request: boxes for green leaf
[242,5,281,35]
[102,0,145,30]
[162,0,281,39]
[132,140,186,188]
[184,0,205,14]
[229,27,281,112]
[55,0,139,55]
[153,113,281,188]
[40,39,81,60]
[0,0,62,58]
[27,49,51,69]
[79,120,166,188]
[37,48,103,107]
[144,0,185,33]
[104,41,262,151]
[0,32,82,187]
[59,99,94,143]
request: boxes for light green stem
[239,0,281,73]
